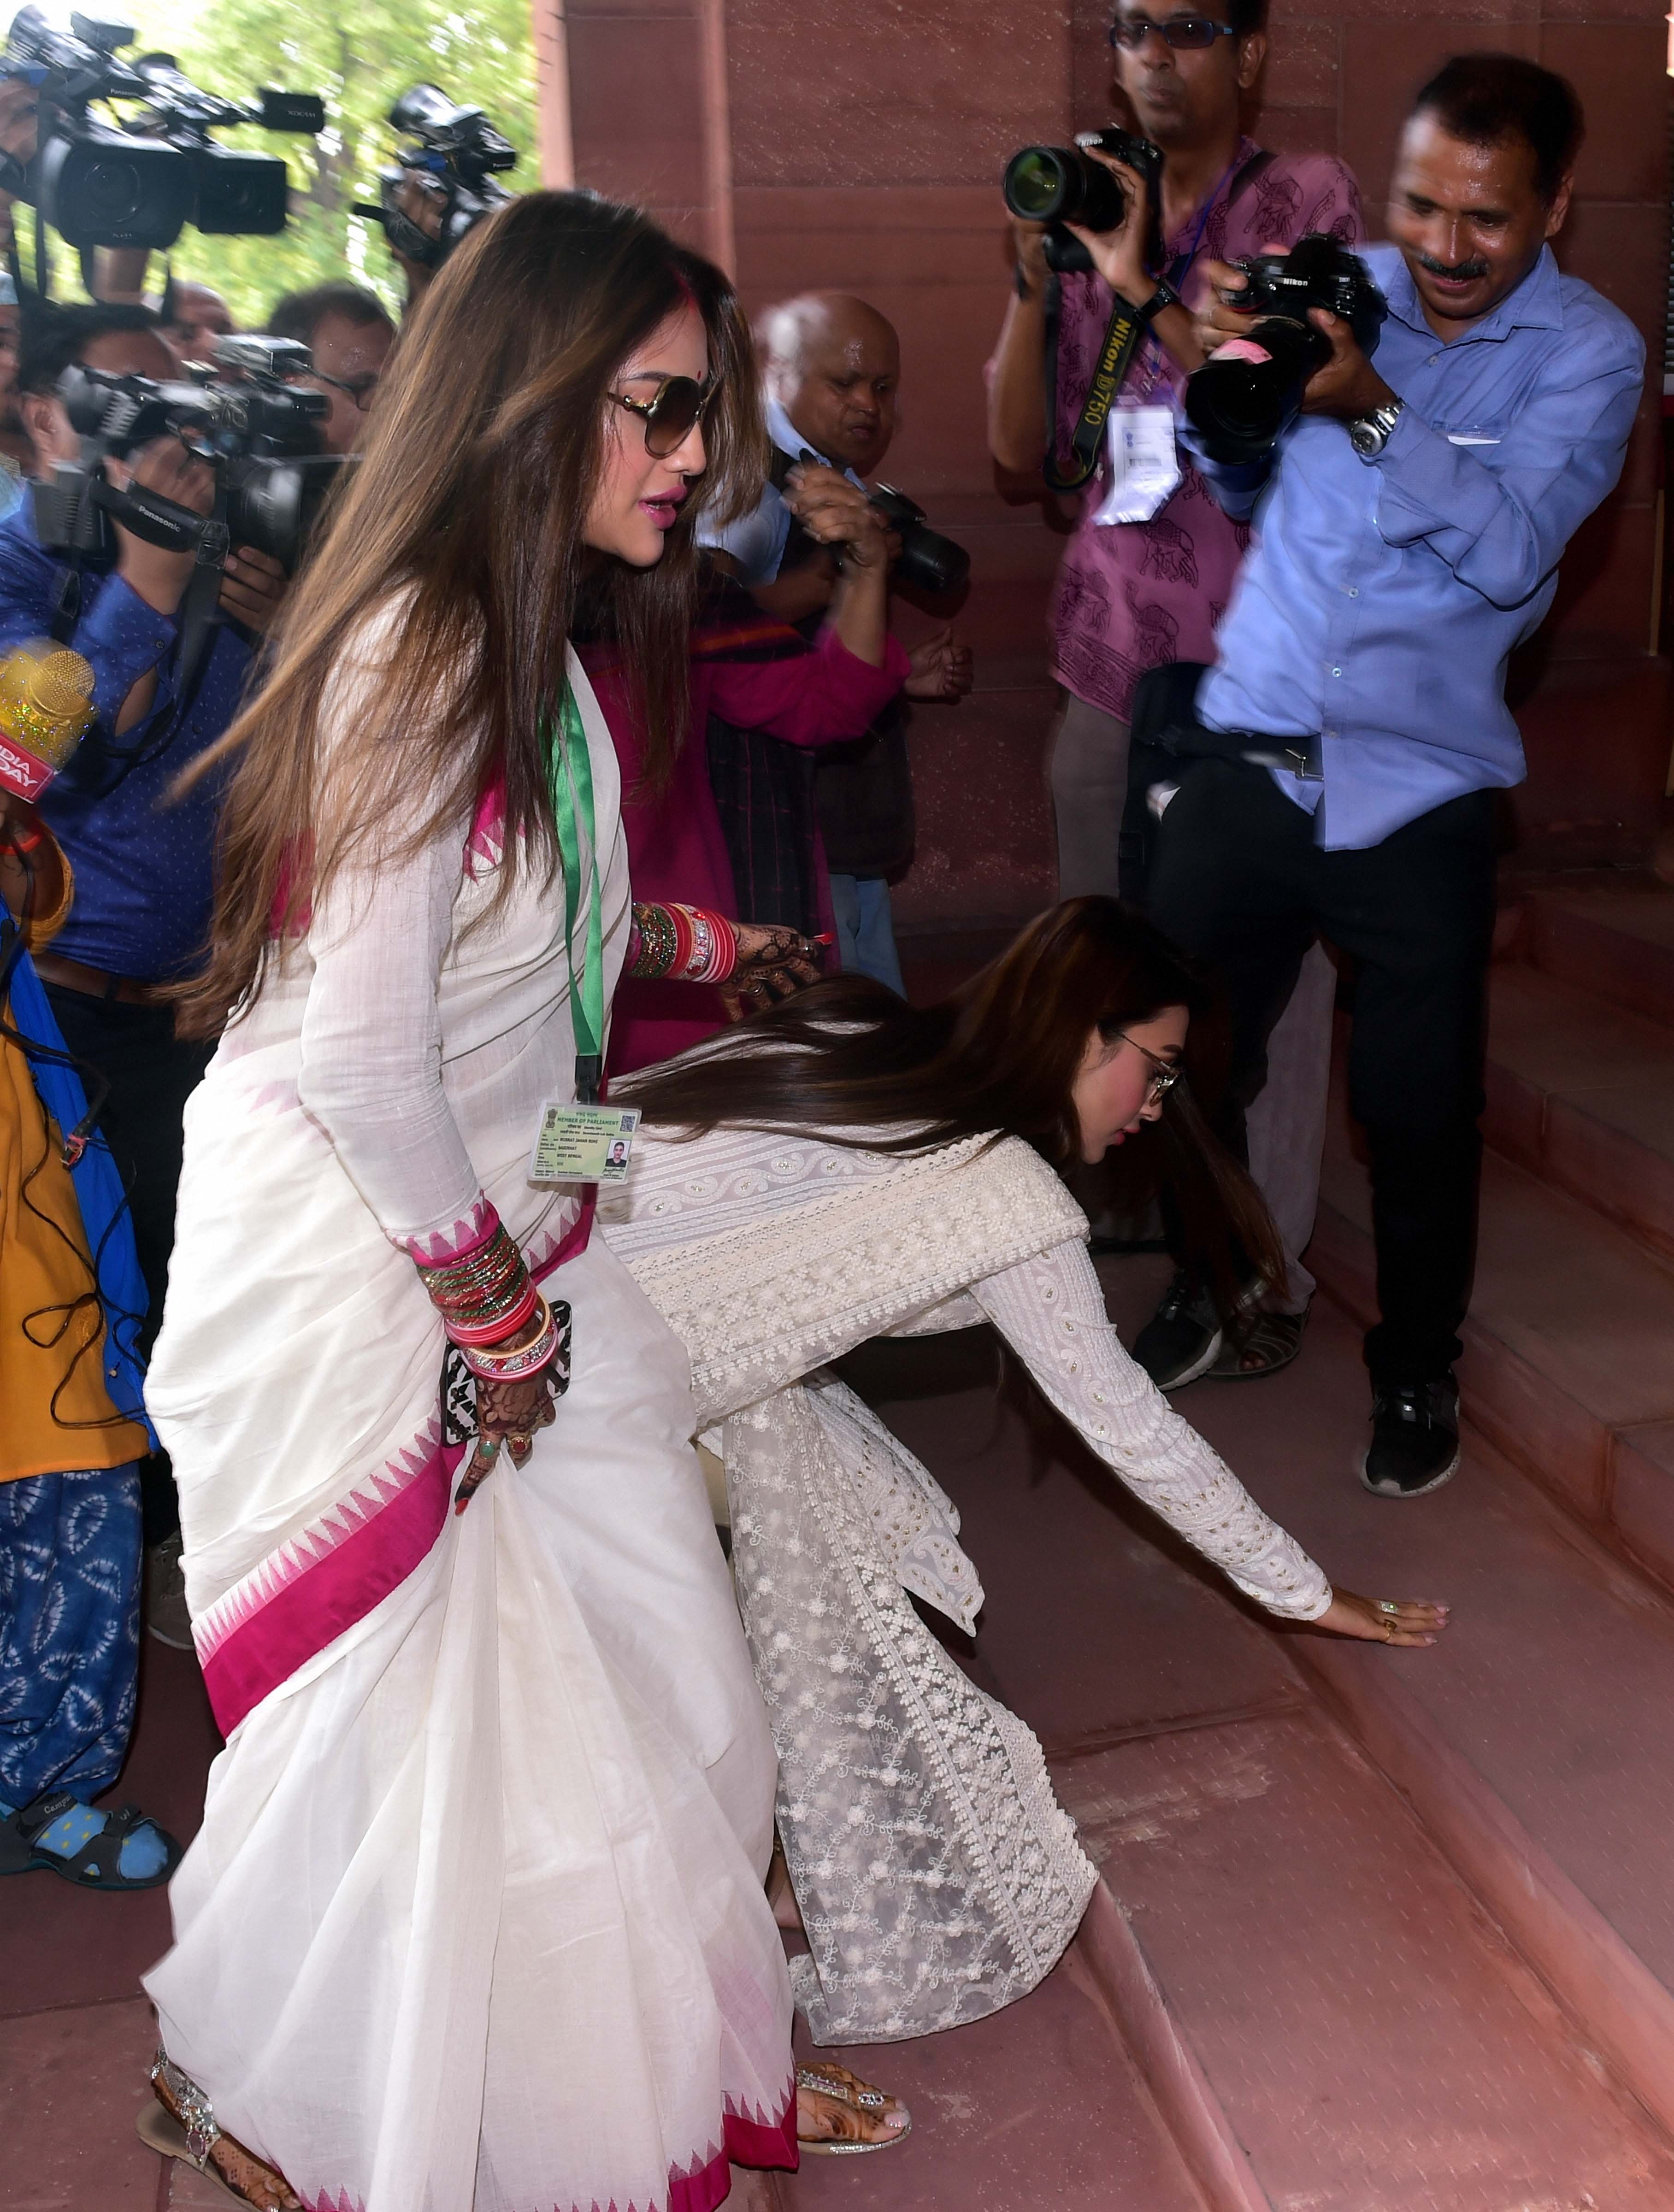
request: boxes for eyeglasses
[1108,13,1239,47]
[308,369,382,412]
[608,374,714,459]
[1118,1033,1184,1100]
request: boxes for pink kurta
[1043,142,1363,723]
[595,623,910,1073]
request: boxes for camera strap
[1040,146,1277,496]
[1042,279,1147,494]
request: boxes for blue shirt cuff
[77,574,177,728]
[1371,404,1503,547]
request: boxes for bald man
[700,291,970,991]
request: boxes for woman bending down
[607,897,1450,2044]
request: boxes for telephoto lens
[1183,234,1386,466]
[1003,143,1128,235]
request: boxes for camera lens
[1005,148,1073,222]
[78,157,146,227]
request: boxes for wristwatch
[1135,277,1183,325]
[1347,397,1405,459]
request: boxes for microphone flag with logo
[0,642,96,801]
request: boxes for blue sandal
[0,1788,181,1890]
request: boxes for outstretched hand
[1315,1587,1450,1648]
[905,626,973,701]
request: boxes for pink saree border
[295,2077,797,2212]
[196,1206,599,1739]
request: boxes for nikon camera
[1184,234,1387,465]
[1002,126,1163,276]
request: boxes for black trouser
[1146,761,1497,1386]
[42,985,214,1542]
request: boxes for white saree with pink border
[141,635,795,2212]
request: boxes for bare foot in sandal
[796,2061,912,2154]
[148,2052,302,2210]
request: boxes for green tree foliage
[37,0,537,327]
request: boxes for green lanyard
[542,681,605,1103]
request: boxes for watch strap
[1135,278,1183,324]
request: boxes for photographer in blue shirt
[1138,55,1643,1496]
[5,302,285,1638]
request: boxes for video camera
[1003,126,1163,277]
[1184,234,1387,466]
[354,82,517,270]
[36,334,342,576]
[0,7,324,250]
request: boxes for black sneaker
[1362,1376,1461,1498]
[1133,1269,1224,1390]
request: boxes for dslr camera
[866,484,969,598]
[1003,126,1162,276]
[2,7,323,249]
[37,335,342,576]
[1184,233,1387,465]
[767,447,970,601]
[355,82,517,269]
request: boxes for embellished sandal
[796,2062,912,2156]
[140,2050,302,2211]
[1209,1304,1310,1381]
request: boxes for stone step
[1311,1106,1674,1571]
[1164,1293,1674,2156]
[835,1318,1674,2206]
[1524,881,1674,1028]
[1486,963,1674,1265]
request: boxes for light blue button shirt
[696,392,865,585]
[1193,243,1645,850]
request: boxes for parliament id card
[1091,403,1181,526]
[530,1102,641,1185]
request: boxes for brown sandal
[141,2050,302,2210]
[796,2061,912,2155]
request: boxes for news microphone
[0,643,97,802]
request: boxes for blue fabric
[0,1462,141,1806]
[829,871,905,994]
[1191,244,1645,851]
[4,941,153,1446]
[0,489,253,980]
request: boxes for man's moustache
[1417,252,1490,282]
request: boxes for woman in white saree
[606,900,1453,2047]
[137,193,901,2212]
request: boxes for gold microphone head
[0,642,96,772]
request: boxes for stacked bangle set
[628,900,739,985]
[413,1216,560,1382]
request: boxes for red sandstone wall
[541,0,1672,928]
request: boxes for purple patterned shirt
[1047,140,1363,722]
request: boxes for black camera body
[866,483,970,598]
[1184,233,1387,465]
[356,82,517,269]
[1002,126,1163,276]
[38,337,342,575]
[2,7,323,250]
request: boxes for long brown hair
[615,898,1285,1314]
[175,190,766,1038]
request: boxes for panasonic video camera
[355,82,518,269]
[1,7,323,249]
[36,335,342,575]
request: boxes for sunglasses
[1108,12,1239,47]
[310,369,382,412]
[608,374,715,459]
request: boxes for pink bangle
[446,1277,539,1347]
